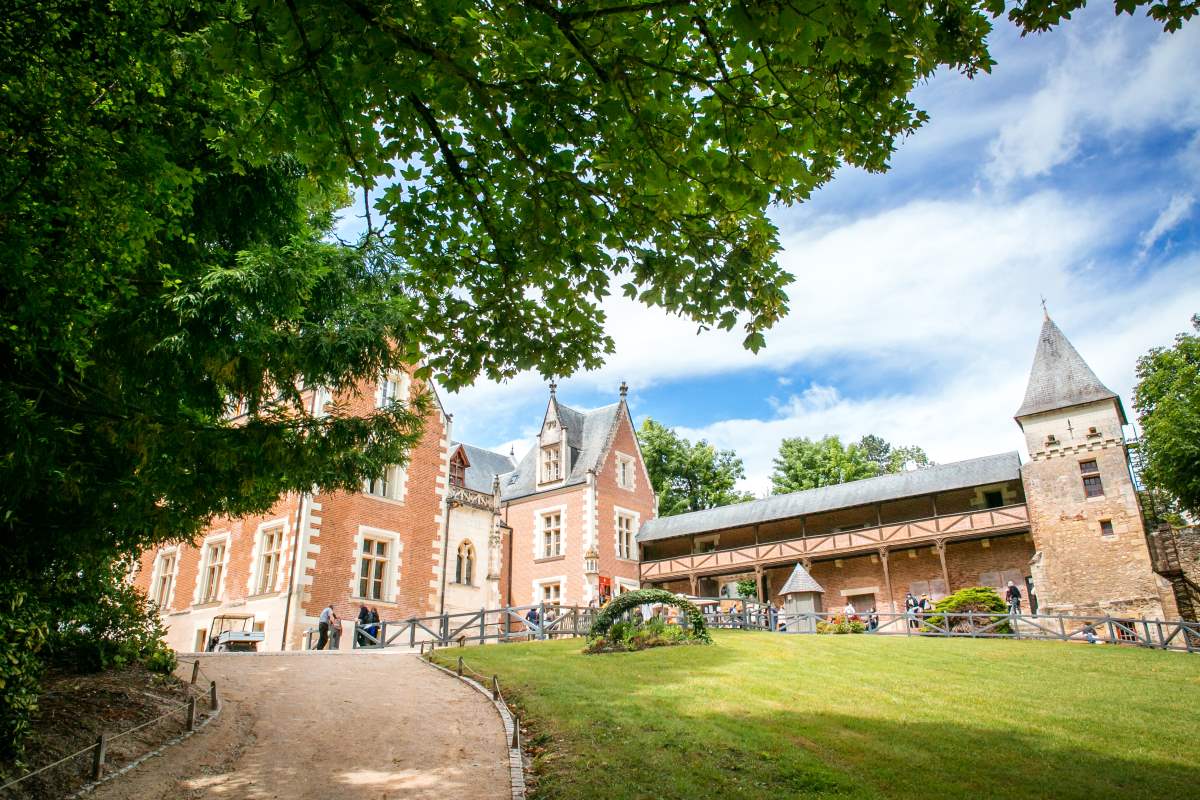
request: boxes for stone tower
[1015,315,1175,619]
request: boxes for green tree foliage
[926,586,1010,633]
[771,436,878,493]
[1134,315,1200,517]
[772,434,930,493]
[639,419,755,516]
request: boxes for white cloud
[1139,193,1196,255]
[987,20,1200,186]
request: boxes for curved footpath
[89,652,509,800]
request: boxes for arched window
[455,541,475,585]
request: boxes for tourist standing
[368,606,380,641]
[768,602,779,632]
[917,594,932,627]
[843,600,857,620]
[905,592,919,630]
[356,604,370,646]
[328,610,342,650]
[316,603,334,650]
[1005,581,1023,615]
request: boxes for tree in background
[771,435,931,494]
[771,436,877,494]
[640,420,755,516]
[1134,315,1200,518]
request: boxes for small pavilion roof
[778,563,824,595]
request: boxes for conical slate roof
[778,563,824,595]
[1015,317,1121,420]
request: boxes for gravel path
[89,653,509,800]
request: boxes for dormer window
[449,451,467,488]
[541,446,561,482]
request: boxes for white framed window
[150,550,177,608]
[541,446,561,483]
[534,578,563,606]
[376,371,408,408]
[615,452,636,490]
[615,510,637,560]
[358,536,391,600]
[363,464,406,503]
[541,512,562,558]
[254,525,283,594]
[455,541,475,585]
[199,538,227,603]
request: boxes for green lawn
[434,631,1200,800]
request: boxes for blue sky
[434,8,1200,494]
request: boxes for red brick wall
[299,369,448,627]
[505,488,587,606]
[595,406,656,592]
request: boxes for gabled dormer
[537,383,568,486]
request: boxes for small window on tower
[1080,460,1104,498]
[1100,519,1115,539]
[984,490,1004,509]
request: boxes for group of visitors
[313,602,381,650]
[903,592,935,629]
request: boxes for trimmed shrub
[925,586,1011,634]
[816,614,867,634]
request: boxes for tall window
[359,537,390,600]
[366,465,401,501]
[541,581,562,606]
[152,552,175,607]
[1080,460,1104,498]
[542,512,562,558]
[255,527,282,594]
[617,514,634,559]
[541,446,561,482]
[376,373,402,407]
[449,452,467,488]
[455,541,475,585]
[616,454,635,489]
[201,541,225,603]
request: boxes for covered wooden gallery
[636,453,1035,613]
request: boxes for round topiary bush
[587,589,711,649]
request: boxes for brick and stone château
[134,316,1185,650]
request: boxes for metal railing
[341,604,598,650]
[734,609,1200,652]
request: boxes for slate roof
[1015,317,1123,420]
[451,442,516,495]
[637,451,1023,543]
[500,402,624,501]
[778,563,824,595]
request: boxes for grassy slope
[435,631,1200,800]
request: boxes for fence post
[190,660,200,685]
[968,611,976,638]
[539,602,546,640]
[457,656,463,677]
[441,613,449,645]
[1105,617,1116,644]
[186,697,197,732]
[1142,620,1153,648]
[1058,616,1067,640]
[91,732,108,780]
[480,609,487,642]
[209,680,220,712]
[492,675,500,701]
[410,619,417,648]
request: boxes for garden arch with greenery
[588,589,711,644]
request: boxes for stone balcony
[639,503,1030,582]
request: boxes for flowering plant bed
[584,589,710,653]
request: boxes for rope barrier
[0,742,99,791]
[0,665,219,793]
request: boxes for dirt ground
[88,653,509,800]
